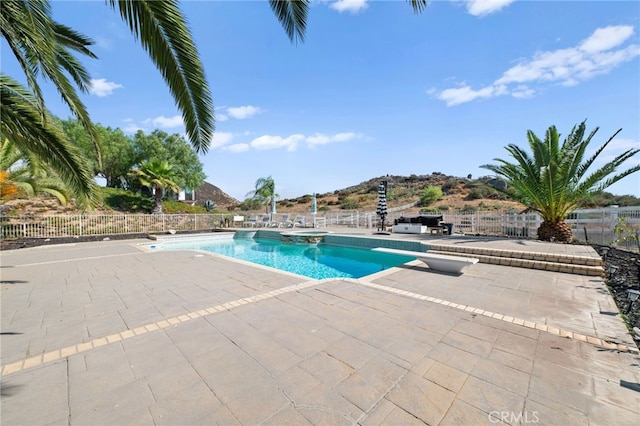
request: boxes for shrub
[420,207,438,213]
[419,185,443,206]
[162,200,207,214]
[442,178,458,193]
[340,197,360,210]
[238,198,263,211]
[460,204,477,213]
[438,205,450,211]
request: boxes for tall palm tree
[247,176,279,214]
[0,138,69,205]
[2,0,427,205]
[481,121,640,242]
[130,159,179,214]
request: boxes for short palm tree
[481,121,640,242]
[0,138,69,205]
[130,160,180,214]
[247,176,279,214]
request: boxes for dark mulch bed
[592,244,640,346]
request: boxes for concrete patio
[1,234,639,425]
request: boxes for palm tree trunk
[153,185,163,214]
[537,221,573,242]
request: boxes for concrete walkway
[1,236,639,425]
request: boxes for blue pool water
[151,237,415,280]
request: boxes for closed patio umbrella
[271,197,277,221]
[311,193,317,215]
[376,180,388,232]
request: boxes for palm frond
[1,0,102,167]
[268,0,309,44]
[0,75,98,206]
[0,0,53,117]
[108,0,214,153]
[409,0,429,13]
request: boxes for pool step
[427,245,603,277]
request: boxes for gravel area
[593,244,640,346]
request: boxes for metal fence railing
[2,206,638,252]
[0,214,229,239]
[566,205,640,251]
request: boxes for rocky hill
[3,174,637,216]
[277,173,526,213]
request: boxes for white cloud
[435,25,640,106]
[225,143,250,153]
[210,131,234,149]
[251,134,305,151]
[88,78,122,97]
[330,0,368,13]
[438,84,503,106]
[579,25,635,53]
[122,124,142,134]
[226,105,262,119]
[306,132,364,146]
[465,0,514,17]
[150,115,183,128]
[217,113,228,122]
[603,137,640,152]
[209,130,366,153]
[511,85,535,99]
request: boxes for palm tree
[2,0,211,204]
[247,176,279,214]
[130,159,180,214]
[2,0,427,205]
[0,138,69,205]
[481,121,640,242]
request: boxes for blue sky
[4,0,639,200]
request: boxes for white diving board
[373,248,479,274]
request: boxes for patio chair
[278,214,293,228]
[292,215,306,227]
[244,215,259,227]
[259,214,272,227]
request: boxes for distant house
[170,188,196,204]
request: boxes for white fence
[2,206,638,252]
[565,205,640,251]
[0,214,228,239]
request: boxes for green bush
[238,198,263,211]
[420,207,438,213]
[460,204,477,213]
[438,205,450,211]
[419,186,443,206]
[340,197,360,210]
[162,200,207,214]
[100,188,152,212]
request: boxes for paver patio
[1,235,639,425]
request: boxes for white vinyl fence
[566,205,640,251]
[0,214,229,239]
[2,206,638,252]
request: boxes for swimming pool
[148,236,415,280]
